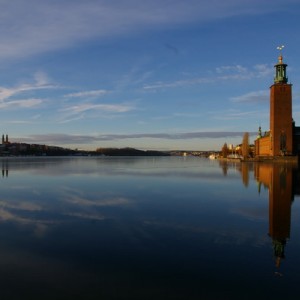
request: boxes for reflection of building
[255,164,294,271]
[255,51,300,157]
[1,161,8,177]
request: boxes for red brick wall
[270,84,293,155]
[255,136,271,156]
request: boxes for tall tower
[270,46,293,156]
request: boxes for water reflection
[255,164,294,274]
[0,157,300,299]
[219,159,300,274]
[221,161,299,274]
[2,160,8,177]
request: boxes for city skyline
[1,0,300,150]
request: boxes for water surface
[0,157,299,299]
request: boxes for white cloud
[213,110,264,120]
[4,120,34,124]
[216,64,273,81]
[0,0,297,59]
[64,90,110,98]
[143,64,273,90]
[0,98,43,109]
[216,65,248,74]
[0,72,57,111]
[231,90,269,103]
[57,98,137,123]
[60,103,135,115]
[0,72,55,102]
[0,87,15,102]
[0,72,57,110]
[143,78,213,90]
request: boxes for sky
[1,0,300,151]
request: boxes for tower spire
[274,45,288,84]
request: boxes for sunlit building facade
[255,53,300,157]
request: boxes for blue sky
[1,0,300,151]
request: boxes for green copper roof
[274,55,288,84]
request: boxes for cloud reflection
[1,156,294,254]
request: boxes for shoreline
[218,155,299,165]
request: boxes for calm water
[0,156,300,299]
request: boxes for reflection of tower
[269,165,292,269]
[270,52,293,155]
[255,164,293,272]
[1,161,8,177]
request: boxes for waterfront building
[1,134,9,145]
[255,51,300,157]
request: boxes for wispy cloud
[230,90,269,103]
[143,64,273,90]
[58,102,136,123]
[0,0,297,59]
[0,98,43,109]
[216,65,248,74]
[64,90,110,98]
[212,110,264,121]
[143,78,213,90]
[216,64,273,80]
[0,72,56,110]
[0,72,55,101]
[4,120,34,124]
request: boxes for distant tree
[221,142,229,158]
[242,132,249,159]
[95,147,169,156]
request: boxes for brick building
[255,52,300,157]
